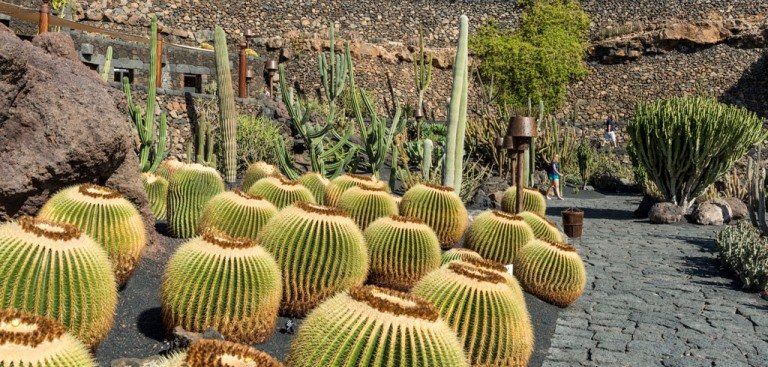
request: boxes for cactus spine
[324,173,388,207]
[142,173,169,220]
[198,190,278,241]
[214,26,238,184]
[501,186,547,216]
[337,185,399,229]
[100,46,113,82]
[184,340,283,367]
[298,171,330,204]
[519,211,564,243]
[442,15,469,194]
[247,175,316,209]
[441,248,483,265]
[466,210,535,264]
[167,163,226,238]
[514,240,587,307]
[242,161,278,192]
[400,183,469,249]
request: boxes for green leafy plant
[236,116,286,172]
[716,222,768,291]
[576,140,597,189]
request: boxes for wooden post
[38,1,49,34]
[156,36,164,88]
[238,41,247,98]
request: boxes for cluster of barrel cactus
[324,174,388,207]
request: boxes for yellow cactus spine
[514,240,587,307]
[185,339,283,367]
[399,183,469,249]
[242,161,278,192]
[297,171,330,204]
[324,173,388,207]
[247,175,316,209]
[338,184,399,229]
[441,248,483,265]
[465,210,534,264]
[167,163,226,238]
[501,186,547,216]
[519,211,564,242]
[198,190,278,240]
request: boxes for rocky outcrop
[722,197,748,221]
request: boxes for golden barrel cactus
[242,161,278,192]
[156,158,185,180]
[501,186,547,216]
[465,210,534,264]
[142,172,169,221]
[514,240,587,307]
[198,190,278,241]
[167,163,226,238]
[247,175,316,209]
[519,211,564,242]
[297,172,330,204]
[324,174,388,207]
[399,183,469,249]
[338,184,399,229]
[441,248,483,265]
[450,257,527,307]
[185,339,283,367]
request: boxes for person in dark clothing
[604,115,618,148]
[545,154,564,200]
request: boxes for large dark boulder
[648,202,683,224]
[0,24,156,245]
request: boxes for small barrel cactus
[142,172,169,220]
[400,183,469,249]
[297,172,330,205]
[0,217,117,347]
[338,184,399,229]
[37,183,146,285]
[242,161,278,192]
[198,190,278,241]
[413,262,534,367]
[167,163,226,238]
[257,202,368,317]
[0,309,96,367]
[156,158,185,180]
[441,248,483,265]
[365,215,442,291]
[162,229,282,344]
[501,186,547,216]
[185,339,283,367]
[324,173,388,207]
[519,211,564,242]
[514,240,587,307]
[466,210,534,264]
[247,175,316,209]
[286,285,468,367]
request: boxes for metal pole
[238,42,247,98]
[38,1,49,34]
[156,36,164,88]
[516,149,525,214]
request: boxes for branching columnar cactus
[142,173,169,221]
[413,261,534,367]
[257,202,368,317]
[364,215,442,291]
[324,173,388,207]
[501,186,547,216]
[157,158,185,180]
[400,183,469,249]
[514,240,587,307]
[286,285,468,367]
[0,309,96,367]
[466,210,534,264]
[198,190,278,241]
[247,175,316,209]
[338,184,399,229]
[38,183,147,285]
[0,217,117,347]
[167,163,226,238]
[297,171,330,205]
[442,15,469,194]
[242,161,278,192]
[441,248,483,265]
[214,26,238,184]
[185,340,283,367]
[162,229,282,343]
[519,211,564,243]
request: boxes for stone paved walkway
[541,194,768,367]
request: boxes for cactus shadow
[137,307,168,342]
[721,52,768,118]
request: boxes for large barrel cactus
[399,183,469,249]
[413,262,534,367]
[0,309,96,367]
[298,172,330,205]
[167,163,225,238]
[156,158,185,180]
[161,229,282,343]
[185,339,283,367]
[247,175,316,209]
[466,210,534,264]
[365,215,442,291]
[142,172,169,220]
[257,202,369,317]
[198,190,278,241]
[242,161,278,192]
[441,248,483,265]
[338,184,399,229]
[501,186,547,216]
[519,211,564,242]
[451,257,526,306]
[324,173,388,207]
[0,217,117,347]
[37,183,146,285]
[286,285,468,367]
[514,240,587,307]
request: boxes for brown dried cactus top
[185,339,283,367]
[78,183,123,199]
[347,173,377,182]
[296,202,349,218]
[18,216,81,242]
[233,189,263,201]
[491,210,523,221]
[349,285,439,322]
[0,309,65,348]
[268,173,301,186]
[423,183,455,192]
[353,183,388,192]
[202,228,255,250]
[545,241,577,253]
[388,215,426,225]
[461,256,507,273]
[447,262,505,284]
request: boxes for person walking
[546,154,564,200]
[604,115,618,148]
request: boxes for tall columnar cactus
[365,215,442,291]
[167,163,226,238]
[337,185,399,229]
[256,202,369,317]
[441,248,483,265]
[298,171,330,204]
[413,29,433,122]
[214,26,238,184]
[286,286,468,367]
[514,240,587,307]
[442,15,469,194]
[412,261,534,367]
[184,340,283,367]
[400,183,469,249]
[161,229,282,343]
[0,309,96,367]
[242,161,278,192]
[100,46,113,82]
[247,175,316,209]
[142,172,169,220]
[0,217,117,347]
[466,210,535,264]
[519,211,564,243]
[185,93,218,168]
[38,184,147,285]
[422,138,434,180]
[324,173,388,207]
[198,190,278,241]
[501,186,547,216]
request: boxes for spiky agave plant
[185,339,283,367]
[156,157,185,180]
[242,161,278,192]
[0,217,117,347]
[441,248,483,265]
[514,240,587,307]
[365,215,441,291]
[167,163,225,238]
[286,285,468,367]
[501,186,547,216]
[198,190,278,241]
[247,175,316,209]
[37,183,146,285]
[519,211,564,243]
[297,172,330,205]
[257,202,368,317]
[162,229,282,343]
[338,184,399,229]
[324,173,388,207]
[465,210,534,264]
[142,172,169,220]
[413,262,534,367]
[399,183,469,249]
[0,309,96,367]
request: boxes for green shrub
[236,115,287,173]
[716,222,768,291]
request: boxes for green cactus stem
[442,15,469,194]
[101,46,113,83]
[214,26,238,184]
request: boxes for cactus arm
[443,15,469,194]
[276,140,301,180]
[148,113,169,172]
[214,26,238,183]
[101,46,113,83]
